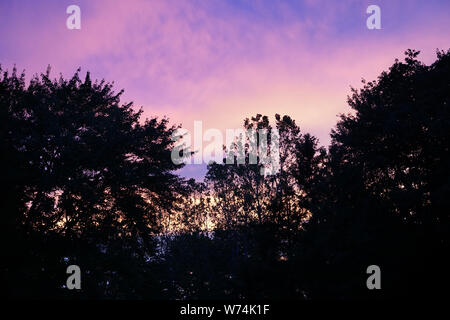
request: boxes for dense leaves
[1,49,449,299]
[0,67,191,298]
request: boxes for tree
[303,49,450,298]
[0,66,191,297]
[330,49,450,233]
[3,48,449,299]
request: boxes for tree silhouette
[0,66,191,298]
[2,49,449,299]
[302,49,450,298]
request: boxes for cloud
[1,0,449,150]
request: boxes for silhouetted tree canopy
[1,49,449,299]
[0,67,192,297]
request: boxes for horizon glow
[1,0,449,180]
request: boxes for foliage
[1,49,449,299]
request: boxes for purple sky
[1,0,449,179]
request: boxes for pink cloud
[1,0,449,149]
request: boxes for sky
[1,0,449,180]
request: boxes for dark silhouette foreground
[1,50,449,299]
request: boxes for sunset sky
[1,0,449,179]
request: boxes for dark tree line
[1,49,449,299]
